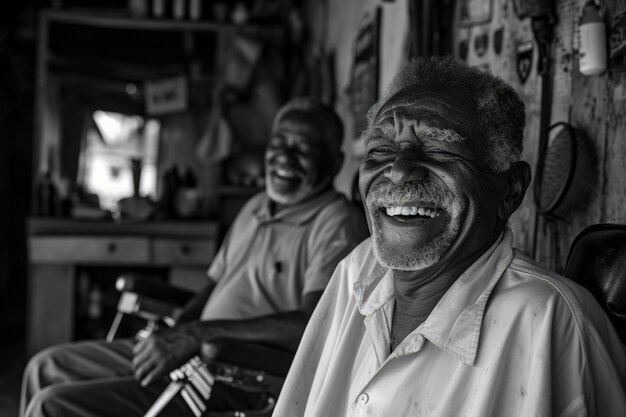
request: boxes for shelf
[27,217,219,238]
[42,8,280,35]
[51,71,140,97]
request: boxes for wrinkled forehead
[373,86,478,140]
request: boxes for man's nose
[274,148,297,164]
[383,152,429,185]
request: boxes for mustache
[365,180,454,208]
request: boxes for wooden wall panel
[455,0,626,271]
[543,0,626,271]
[602,68,626,225]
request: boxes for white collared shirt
[273,230,626,417]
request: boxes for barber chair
[109,274,294,417]
[563,224,626,344]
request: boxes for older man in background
[21,97,368,417]
[273,57,626,417]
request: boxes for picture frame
[457,0,493,27]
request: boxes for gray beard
[370,214,462,271]
[366,181,465,271]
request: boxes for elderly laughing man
[273,57,626,417]
[21,97,368,417]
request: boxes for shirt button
[357,393,369,405]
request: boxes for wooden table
[26,218,219,356]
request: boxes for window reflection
[78,111,160,212]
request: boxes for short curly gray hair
[273,97,344,153]
[366,56,526,173]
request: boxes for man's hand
[131,296,324,387]
[132,326,200,387]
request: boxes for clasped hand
[132,326,199,387]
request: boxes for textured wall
[552,0,626,235]
[453,0,626,270]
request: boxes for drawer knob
[108,243,117,253]
[180,244,191,255]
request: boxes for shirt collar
[253,188,339,226]
[354,229,514,366]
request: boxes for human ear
[497,161,531,220]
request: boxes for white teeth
[385,207,400,216]
[275,167,297,178]
[383,206,439,218]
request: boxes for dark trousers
[20,339,265,417]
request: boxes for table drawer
[153,238,216,266]
[29,236,150,264]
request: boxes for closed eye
[422,142,474,160]
[370,146,395,154]
[363,145,396,165]
[365,144,398,159]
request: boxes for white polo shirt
[273,229,626,417]
[201,189,368,321]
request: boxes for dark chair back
[564,224,626,344]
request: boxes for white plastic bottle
[579,1,607,76]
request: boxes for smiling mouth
[271,166,302,182]
[380,205,443,222]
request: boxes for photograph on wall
[458,0,492,26]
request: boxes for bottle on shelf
[188,0,201,21]
[152,0,166,18]
[172,0,185,20]
[37,171,58,217]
